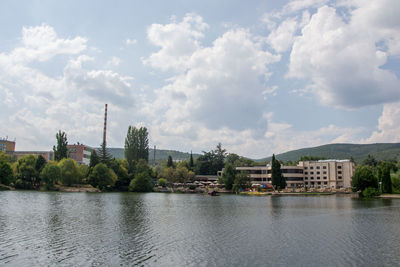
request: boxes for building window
[338,176,342,180]
[310,166,314,169]
[305,182,308,185]
[317,166,320,169]
[338,171,342,174]
[304,167,308,169]
[323,176,327,180]
[262,170,267,174]
[338,165,342,169]
[323,171,327,174]
[304,177,308,180]
[324,182,328,185]
[323,166,327,169]
[305,171,308,175]
[317,171,320,174]
[310,171,314,175]
[317,177,320,180]
[311,177,314,180]
[317,182,321,185]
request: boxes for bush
[158,178,167,187]
[40,164,61,189]
[391,176,400,192]
[129,172,153,192]
[351,166,378,192]
[362,187,379,198]
[88,163,117,190]
[0,160,13,185]
[58,158,81,186]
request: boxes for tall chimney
[103,104,108,149]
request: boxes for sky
[0,0,399,159]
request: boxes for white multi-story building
[229,159,355,189]
[298,160,354,189]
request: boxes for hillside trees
[53,130,68,161]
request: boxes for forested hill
[104,148,201,162]
[256,143,400,164]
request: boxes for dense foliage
[129,172,153,192]
[221,164,236,190]
[0,152,13,185]
[88,163,117,190]
[351,166,378,193]
[40,164,61,189]
[59,158,81,186]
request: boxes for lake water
[0,191,399,266]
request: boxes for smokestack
[103,104,108,149]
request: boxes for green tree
[189,151,194,170]
[271,154,286,190]
[14,155,39,189]
[222,163,236,190]
[40,164,61,189]
[363,154,377,167]
[162,167,175,184]
[351,165,378,192]
[88,163,117,190]
[379,164,392,194]
[89,149,100,169]
[233,172,250,193]
[53,130,68,161]
[79,164,89,182]
[35,155,47,173]
[129,172,153,192]
[111,159,130,191]
[98,142,113,166]
[175,166,195,184]
[158,178,167,187]
[0,152,13,185]
[195,144,227,175]
[167,155,174,168]
[225,153,240,166]
[58,158,81,186]
[125,126,149,169]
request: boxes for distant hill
[256,143,400,164]
[102,147,201,162]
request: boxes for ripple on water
[1,192,400,266]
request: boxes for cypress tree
[189,151,194,170]
[167,155,174,168]
[53,130,68,161]
[271,154,285,190]
[381,165,392,194]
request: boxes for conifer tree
[167,155,174,168]
[271,154,286,190]
[189,151,194,170]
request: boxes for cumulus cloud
[144,18,280,136]
[0,24,137,150]
[143,13,209,72]
[364,103,400,143]
[287,2,400,108]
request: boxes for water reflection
[0,191,400,266]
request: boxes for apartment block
[298,160,354,189]
[0,139,15,152]
[236,165,305,188]
[232,159,354,189]
[67,144,94,165]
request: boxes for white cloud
[266,17,298,52]
[364,102,400,143]
[0,25,137,151]
[143,13,209,72]
[126,38,137,45]
[10,24,87,63]
[288,4,400,108]
[106,56,121,67]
